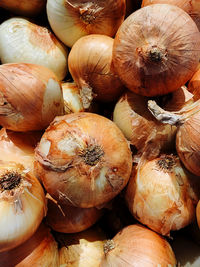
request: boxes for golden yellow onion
[0,161,46,252]
[100,224,177,266]
[113,4,200,96]
[0,17,68,81]
[125,154,199,236]
[0,223,59,267]
[0,63,64,132]
[68,34,125,109]
[46,0,126,47]
[34,112,132,208]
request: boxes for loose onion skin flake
[113,4,200,97]
[34,112,132,208]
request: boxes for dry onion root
[0,161,47,252]
[0,17,68,81]
[0,223,59,267]
[45,194,103,233]
[46,0,126,47]
[113,4,200,97]
[125,154,199,236]
[100,224,177,266]
[68,34,125,109]
[34,112,132,208]
[0,63,64,132]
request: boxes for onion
[100,224,177,266]
[58,226,106,267]
[46,0,126,47]
[0,161,46,252]
[0,63,64,132]
[125,154,199,236]
[45,194,103,233]
[0,0,46,17]
[68,34,125,109]
[188,68,200,100]
[142,0,200,31]
[34,112,132,208]
[196,200,200,229]
[0,17,68,81]
[0,128,42,172]
[113,4,200,97]
[0,223,59,267]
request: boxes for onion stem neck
[0,171,21,191]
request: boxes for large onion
[34,112,132,208]
[46,0,126,47]
[100,224,177,266]
[113,4,200,96]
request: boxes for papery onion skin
[47,0,126,47]
[68,34,125,109]
[0,63,64,132]
[46,194,103,233]
[113,4,200,97]
[0,17,68,81]
[125,154,199,236]
[100,224,177,267]
[34,112,132,208]
[0,0,46,17]
[58,227,106,267]
[0,161,47,252]
[0,223,59,267]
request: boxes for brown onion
[125,154,199,236]
[142,0,200,31]
[113,4,200,97]
[45,194,103,233]
[47,0,126,47]
[68,34,125,109]
[0,63,64,132]
[196,200,200,229]
[188,68,200,100]
[58,226,106,266]
[100,224,177,266]
[0,223,59,267]
[34,112,132,208]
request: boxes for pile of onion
[34,112,132,208]
[113,4,200,97]
[100,224,177,266]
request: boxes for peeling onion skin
[46,194,103,233]
[125,155,199,236]
[0,63,64,132]
[34,112,132,208]
[113,4,200,97]
[68,34,125,109]
[100,224,177,267]
[0,161,47,252]
[46,0,126,47]
[0,17,68,81]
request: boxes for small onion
[0,63,64,132]
[0,161,47,252]
[58,227,106,267]
[100,224,177,266]
[113,4,200,96]
[46,0,126,47]
[0,17,68,81]
[0,0,46,17]
[46,194,103,233]
[125,154,199,236]
[142,0,200,31]
[0,223,59,267]
[68,34,125,109]
[34,112,132,208]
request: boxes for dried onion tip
[125,154,199,236]
[46,0,126,47]
[0,161,46,252]
[100,224,177,266]
[34,112,132,208]
[0,63,64,132]
[113,4,200,97]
